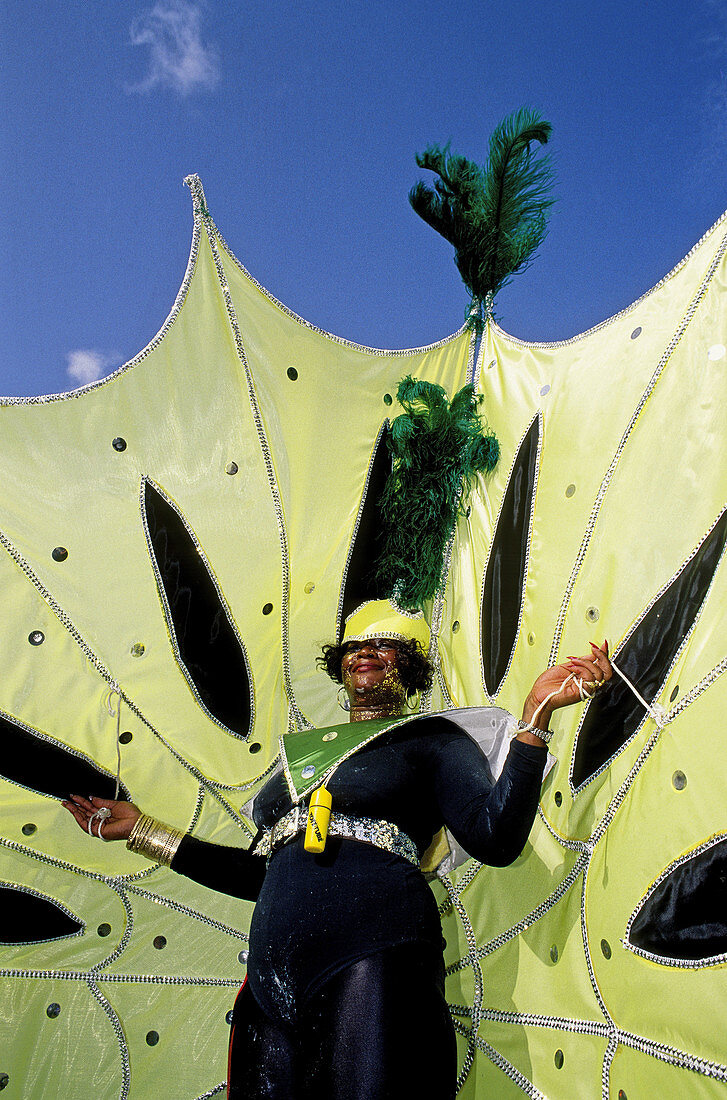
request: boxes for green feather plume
[374,376,499,609]
[409,108,554,307]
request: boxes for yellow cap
[342,599,430,650]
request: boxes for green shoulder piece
[281,715,414,801]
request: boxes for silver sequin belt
[253,805,420,867]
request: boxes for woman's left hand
[522,640,612,732]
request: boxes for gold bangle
[126,813,184,866]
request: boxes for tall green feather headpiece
[409,107,554,318]
[374,375,499,610]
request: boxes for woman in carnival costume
[62,109,596,1098]
[65,598,611,1099]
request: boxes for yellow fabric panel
[434,210,727,1096]
[1,175,725,1097]
[609,1044,726,1100]
[456,1020,609,1099]
[95,981,232,1097]
[2,978,123,1097]
[586,686,727,1061]
[214,233,472,728]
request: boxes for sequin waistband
[254,806,420,867]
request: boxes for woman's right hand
[62,795,140,841]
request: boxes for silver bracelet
[517,719,554,744]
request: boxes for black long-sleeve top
[172,715,546,1022]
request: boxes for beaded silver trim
[255,807,419,867]
[479,413,542,700]
[549,224,727,664]
[0,526,255,826]
[469,1002,727,1089]
[192,173,469,356]
[536,803,594,852]
[454,1015,725,1095]
[427,526,458,712]
[588,656,727,853]
[466,325,479,387]
[437,869,484,1091]
[443,854,588,972]
[578,852,618,1083]
[91,880,135,973]
[437,859,482,916]
[493,208,727,350]
[668,656,727,723]
[0,880,85,946]
[0,705,131,804]
[87,978,130,1100]
[139,474,256,741]
[568,506,727,795]
[0,184,202,406]
[601,1035,619,1099]
[125,883,249,942]
[451,1018,546,1099]
[195,1085,226,1099]
[0,968,241,987]
[618,1030,727,1081]
[473,1007,611,1037]
[480,854,589,962]
[435,660,456,711]
[201,213,306,731]
[190,784,206,832]
[623,832,727,968]
[342,630,421,644]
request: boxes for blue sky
[1,0,725,396]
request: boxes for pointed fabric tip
[184,174,210,219]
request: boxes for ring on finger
[581,678,601,698]
[88,807,111,840]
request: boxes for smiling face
[340,637,406,713]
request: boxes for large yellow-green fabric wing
[1,176,724,1098]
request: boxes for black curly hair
[317,637,434,694]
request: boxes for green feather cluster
[409,108,554,307]
[374,375,499,610]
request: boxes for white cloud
[129,1,219,96]
[66,349,120,386]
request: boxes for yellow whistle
[304,785,332,853]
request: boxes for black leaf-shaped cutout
[0,885,83,944]
[481,416,539,696]
[0,713,130,802]
[573,508,727,788]
[336,423,391,640]
[627,837,727,963]
[143,479,253,738]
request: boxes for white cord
[524,657,669,735]
[106,683,122,800]
[527,672,586,730]
[608,656,668,729]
